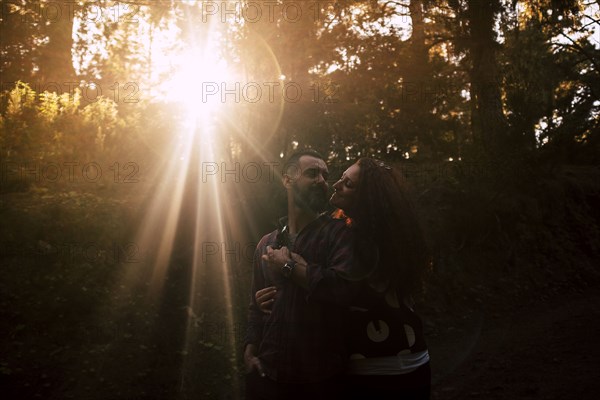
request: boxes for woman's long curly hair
[338,158,429,296]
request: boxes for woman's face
[330,163,361,215]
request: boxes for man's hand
[255,286,277,314]
[262,246,309,288]
[262,246,308,274]
[262,246,291,274]
[244,344,266,377]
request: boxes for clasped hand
[257,246,306,314]
[261,245,291,271]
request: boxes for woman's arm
[261,240,371,307]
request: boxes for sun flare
[144,18,237,138]
[163,45,233,116]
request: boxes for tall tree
[466,0,509,158]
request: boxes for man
[244,150,356,400]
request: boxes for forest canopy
[1,0,598,168]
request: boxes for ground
[428,288,600,400]
[2,168,599,399]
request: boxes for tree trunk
[467,0,509,158]
[35,2,79,89]
[403,0,434,158]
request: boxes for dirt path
[428,289,600,399]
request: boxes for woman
[259,158,431,399]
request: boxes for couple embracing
[244,150,430,400]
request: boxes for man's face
[286,155,329,213]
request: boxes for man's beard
[292,184,328,213]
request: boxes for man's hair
[282,149,325,176]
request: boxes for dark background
[1,1,599,399]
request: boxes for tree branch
[553,32,600,74]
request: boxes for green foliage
[0,82,38,159]
[1,83,102,162]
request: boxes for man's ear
[282,174,293,189]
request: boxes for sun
[163,42,234,120]
[147,19,236,136]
